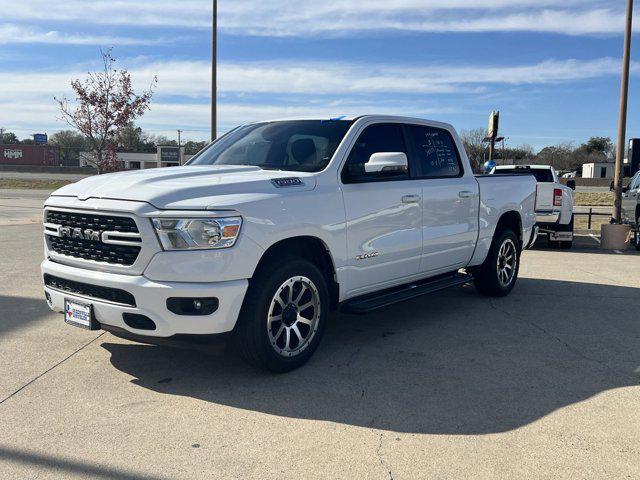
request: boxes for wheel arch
[253,236,340,310]
[495,210,523,247]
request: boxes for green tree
[0,131,20,144]
[115,123,156,153]
[50,130,90,165]
[184,140,208,155]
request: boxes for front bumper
[42,259,248,337]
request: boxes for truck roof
[494,165,553,170]
[248,115,456,130]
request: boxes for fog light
[167,297,218,316]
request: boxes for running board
[341,272,473,314]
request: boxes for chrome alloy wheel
[496,238,517,287]
[267,276,321,357]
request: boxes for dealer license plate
[64,299,99,330]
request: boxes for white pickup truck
[42,116,536,372]
[491,165,574,249]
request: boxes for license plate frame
[549,231,573,242]
[64,298,99,330]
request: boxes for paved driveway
[0,208,639,479]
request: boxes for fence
[574,209,611,230]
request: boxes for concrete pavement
[0,199,639,479]
[0,189,49,226]
[0,171,92,181]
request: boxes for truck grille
[45,210,142,266]
[44,274,136,307]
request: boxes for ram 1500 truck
[42,116,537,372]
[491,165,574,249]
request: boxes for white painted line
[589,234,601,244]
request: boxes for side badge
[356,252,379,261]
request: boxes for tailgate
[535,183,554,211]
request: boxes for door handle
[401,194,421,204]
[458,190,476,198]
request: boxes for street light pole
[613,0,634,223]
[177,129,183,165]
[211,0,217,142]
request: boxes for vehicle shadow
[0,294,52,336]
[102,278,640,435]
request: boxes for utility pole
[177,129,183,165]
[211,0,218,142]
[613,0,634,223]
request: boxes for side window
[407,125,462,178]
[631,172,640,190]
[341,124,408,183]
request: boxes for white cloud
[0,24,168,46]
[0,0,628,36]
[0,57,622,104]
[131,57,625,98]
[0,55,628,140]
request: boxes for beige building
[80,146,194,170]
[582,162,615,179]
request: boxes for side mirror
[364,152,408,174]
[566,180,576,190]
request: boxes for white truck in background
[42,115,537,372]
[491,165,574,249]
[621,170,640,250]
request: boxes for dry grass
[573,191,613,206]
[0,179,74,190]
[575,215,609,231]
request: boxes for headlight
[152,217,242,250]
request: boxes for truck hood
[51,165,317,210]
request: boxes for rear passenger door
[405,124,479,273]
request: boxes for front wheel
[233,257,329,373]
[472,229,521,297]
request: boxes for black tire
[473,228,521,297]
[233,257,329,373]
[635,219,640,251]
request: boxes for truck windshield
[494,168,554,182]
[187,120,354,172]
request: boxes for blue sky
[0,0,638,150]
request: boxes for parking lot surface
[0,193,639,479]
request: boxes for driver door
[340,123,423,297]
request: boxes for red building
[0,145,60,166]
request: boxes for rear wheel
[635,217,640,251]
[473,229,520,297]
[233,257,328,373]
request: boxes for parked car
[491,165,574,249]
[42,115,537,372]
[622,170,640,250]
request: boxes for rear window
[494,168,554,183]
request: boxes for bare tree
[460,128,487,173]
[55,49,157,173]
